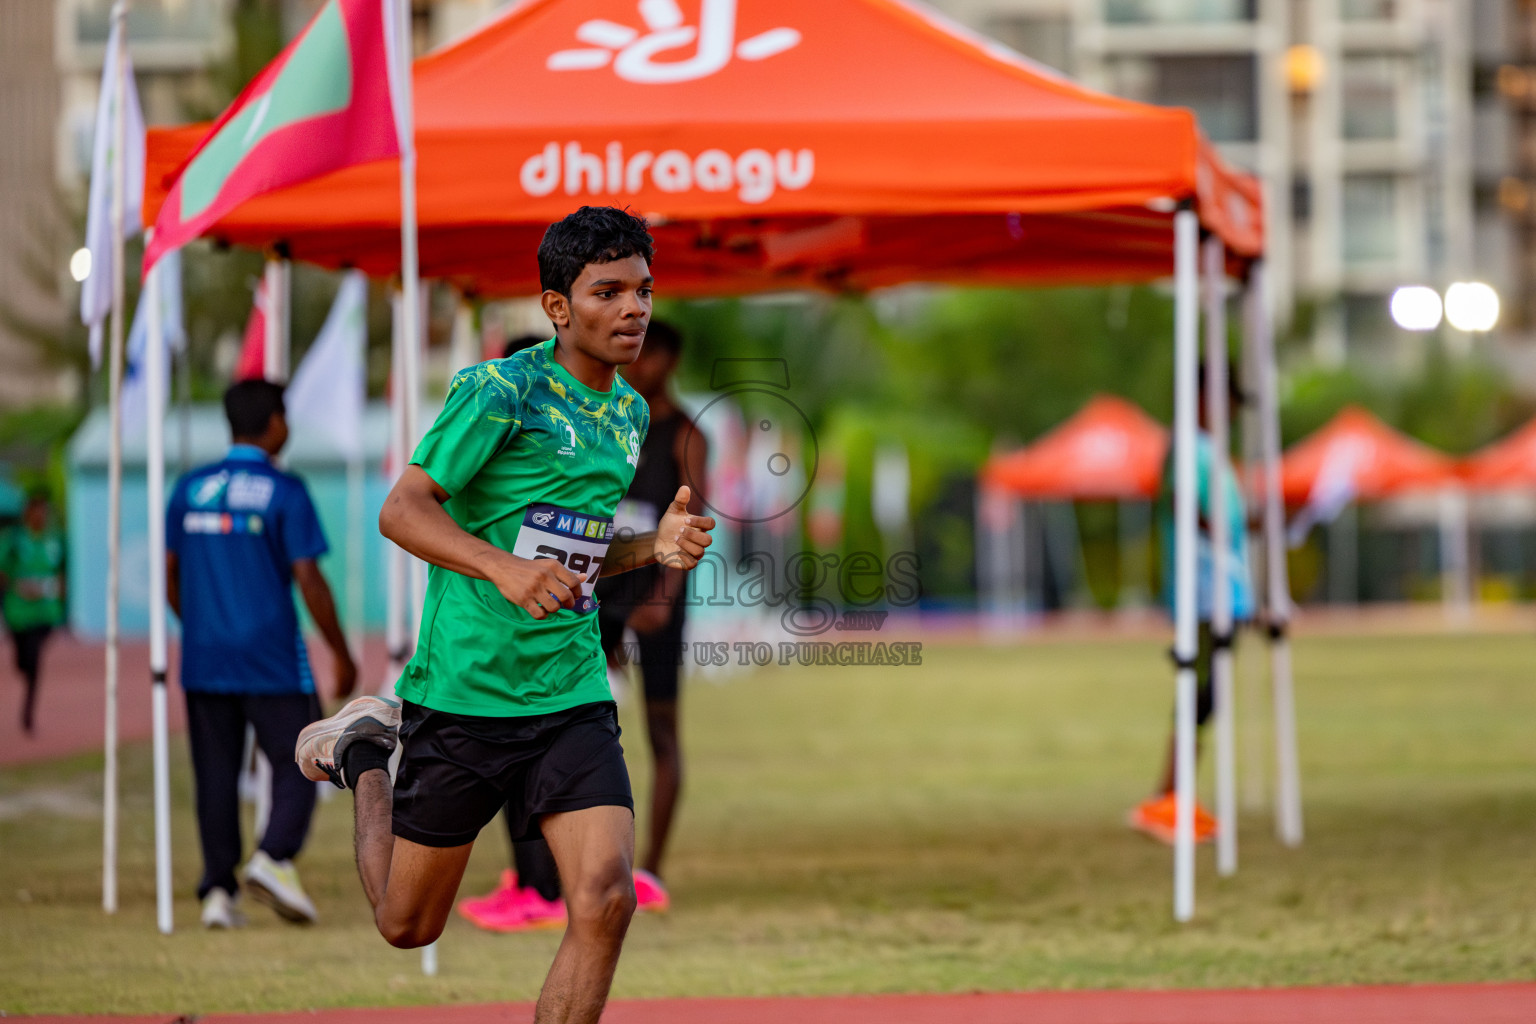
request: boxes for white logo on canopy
[549,0,801,83]
[1076,426,1130,468]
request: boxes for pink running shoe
[494,887,568,932]
[633,868,670,913]
[457,869,519,930]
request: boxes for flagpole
[144,238,174,935]
[385,0,433,975]
[264,257,290,381]
[102,0,130,916]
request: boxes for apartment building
[934,0,1519,364]
[0,0,66,405]
[0,0,232,409]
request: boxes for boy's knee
[376,910,444,949]
[566,866,636,935]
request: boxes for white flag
[288,272,368,461]
[121,248,185,439]
[872,443,911,541]
[81,14,147,368]
[1287,439,1362,547]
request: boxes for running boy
[296,207,714,1024]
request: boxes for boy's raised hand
[655,486,715,570]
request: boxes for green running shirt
[1,525,65,631]
[397,340,649,717]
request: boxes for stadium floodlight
[69,247,92,283]
[1444,282,1500,333]
[1389,285,1442,332]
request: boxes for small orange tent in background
[982,396,1168,500]
[1459,418,1536,490]
[1280,407,1456,506]
[142,0,1261,296]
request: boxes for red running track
[12,985,1536,1024]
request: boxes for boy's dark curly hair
[538,207,655,297]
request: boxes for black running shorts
[390,700,633,848]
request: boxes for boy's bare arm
[601,485,715,577]
[379,465,587,619]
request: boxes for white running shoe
[295,695,401,788]
[242,849,318,925]
[200,887,246,930]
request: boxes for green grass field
[3,632,1535,1015]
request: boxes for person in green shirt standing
[295,207,716,1024]
[2,494,66,734]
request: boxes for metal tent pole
[1239,277,1269,813]
[1172,208,1201,921]
[1204,237,1237,878]
[1249,262,1304,847]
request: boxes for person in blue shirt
[167,379,357,929]
[1129,370,1254,845]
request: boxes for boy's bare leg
[535,805,637,1024]
[350,767,474,948]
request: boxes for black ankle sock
[341,742,392,786]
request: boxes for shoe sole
[1127,812,1216,846]
[296,697,401,783]
[245,876,316,924]
[483,913,568,933]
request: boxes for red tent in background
[1280,407,1455,505]
[982,395,1168,500]
[142,0,1261,297]
[1459,418,1536,490]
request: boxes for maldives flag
[144,0,398,272]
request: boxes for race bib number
[510,504,615,614]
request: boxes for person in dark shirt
[167,380,357,928]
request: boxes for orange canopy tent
[1459,418,1536,490]
[136,0,1279,918]
[1280,407,1456,505]
[982,395,1168,500]
[142,0,1262,297]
